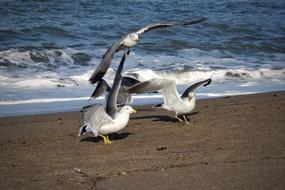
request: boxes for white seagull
[79,53,136,144]
[89,18,207,84]
[127,78,211,124]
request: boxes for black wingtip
[122,76,140,87]
[90,87,98,99]
[203,78,212,86]
[89,71,106,85]
[79,125,87,136]
[90,79,110,99]
[152,104,162,108]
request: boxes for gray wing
[116,86,131,106]
[90,76,135,104]
[127,78,182,106]
[122,76,140,87]
[89,35,126,84]
[136,17,207,35]
[106,53,127,118]
[82,104,113,136]
[90,79,111,99]
[181,78,211,98]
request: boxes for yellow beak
[132,109,137,113]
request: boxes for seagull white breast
[123,33,139,47]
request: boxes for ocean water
[0,0,284,117]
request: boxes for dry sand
[0,91,284,190]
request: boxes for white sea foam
[198,91,258,97]
[124,67,285,85]
[0,66,284,92]
[0,95,162,105]
[0,97,90,105]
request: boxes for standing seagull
[89,18,207,84]
[79,53,136,144]
[127,78,211,124]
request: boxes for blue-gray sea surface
[0,0,284,116]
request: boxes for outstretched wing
[89,18,207,85]
[89,36,126,84]
[127,78,182,106]
[90,79,111,99]
[136,17,207,35]
[106,53,127,118]
[115,86,131,106]
[81,104,113,136]
[181,78,211,98]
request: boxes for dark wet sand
[0,91,284,190]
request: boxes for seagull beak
[132,109,137,113]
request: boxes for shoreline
[1,90,284,118]
[0,91,284,189]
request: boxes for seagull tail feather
[78,125,87,136]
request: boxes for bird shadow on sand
[183,111,199,117]
[132,115,176,123]
[131,111,199,123]
[80,132,132,144]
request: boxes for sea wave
[1,66,284,91]
[0,48,94,70]
[124,68,285,84]
[0,47,284,104]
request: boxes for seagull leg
[126,48,131,56]
[175,113,184,123]
[99,134,112,144]
[106,135,113,144]
[183,115,190,125]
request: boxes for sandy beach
[0,91,284,190]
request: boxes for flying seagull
[90,76,140,106]
[89,17,207,84]
[127,78,211,124]
[79,53,137,144]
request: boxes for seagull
[89,17,207,84]
[79,53,137,144]
[127,78,211,124]
[90,76,140,106]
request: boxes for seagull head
[120,105,137,114]
[130,33,140,42]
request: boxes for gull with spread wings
[79,53,136,144]
[127,78,211,124]
[89,17,207,84]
